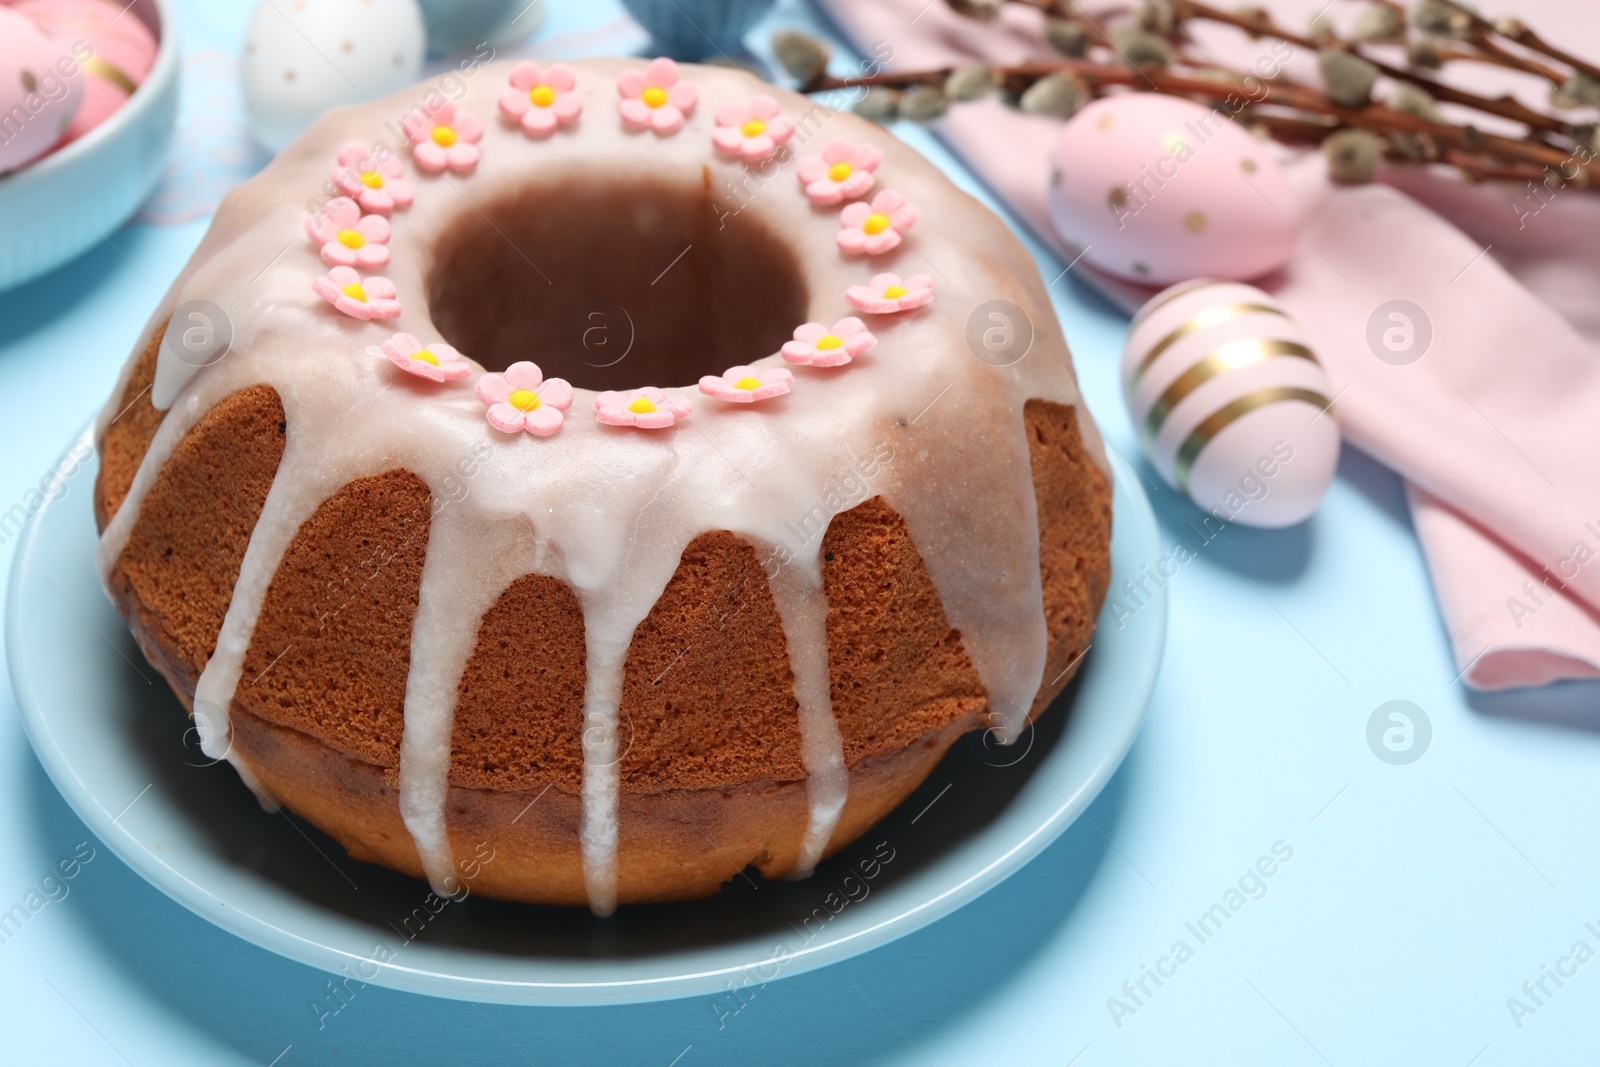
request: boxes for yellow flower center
[431,125,457,147]
[411,349,440,366]
[336,229,365,249]
[741,118,766,138]
[341,282,367,302]
[530,84,556,107]
[641,86,668,108]
[883,285,907,299]
[815,335,843,350]
[359,170,383,189]
[628,396,658,414]
[828,161,854,182]
[508,389,541,411]
[862,213,892,235]
[734,376,762,391]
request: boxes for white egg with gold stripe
[1123,280,1339,528]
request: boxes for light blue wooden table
[2,1,1597,1063]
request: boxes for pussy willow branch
[1349,0,1558,77]
[1237,110,1560,183]
[1449,31,1567,83]
[991,0,1577,134]
[1434,0,1600,84]
[1167,0,1568,135]
[802,61,1599,183]
[883,0,1600,185]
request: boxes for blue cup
[415,0,545,58]
[617,0,778,61]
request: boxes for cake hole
[428,172,808,391]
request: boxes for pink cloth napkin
[815,0,1600,690]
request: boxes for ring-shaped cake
[93,58,1112,912]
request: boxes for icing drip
[569,483,715,917]
[576,627,627,917]
[187,449,338,761]
[765,548,848,876]
[880,395,1048,745]
[94,59,1108,911]
[398,510,538,898]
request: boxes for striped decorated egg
[1123,280,1339,528]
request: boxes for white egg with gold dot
[1124,280,1339,528]
[241,0,426,153]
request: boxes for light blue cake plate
[7,430,1163,1006]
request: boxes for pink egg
[1047,93,1298,286]
[13,0,157,145]
[0,7,84,173]
[1123,280,1338,527]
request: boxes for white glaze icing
[399,508,540,894]
[95,59,1108,913]
[766,546,847,877]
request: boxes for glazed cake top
[95,57,1107,914]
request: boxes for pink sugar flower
[837,190,919,256]
[595,386,692,428]
[380,333,472,383]
[403,99,484,175]
[475,361,574,436]
[312,266,401,320]
[795,140,881,205]
[698,365,793,403]
[781,318,877,367]
[617,57,697,135]
[499,61,583,137]
[331,143,415,215]
[305,197,391,269]
[845,272,935,314]
[712,95,793,163]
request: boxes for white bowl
[0,0,179,292]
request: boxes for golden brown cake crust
[1026,398,1115,718]
[101,378,284,697]
[239,470,433,769]
[449,572,589,795]
[94,319,169,531]
[96,381,1111,904]
[618,530,808,791]
[821,496,989,763]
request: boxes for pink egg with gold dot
[1047,93,1297,286]
[0,7,85,173]
[13,0,159,146]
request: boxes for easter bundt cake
[93,57,1111,912]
